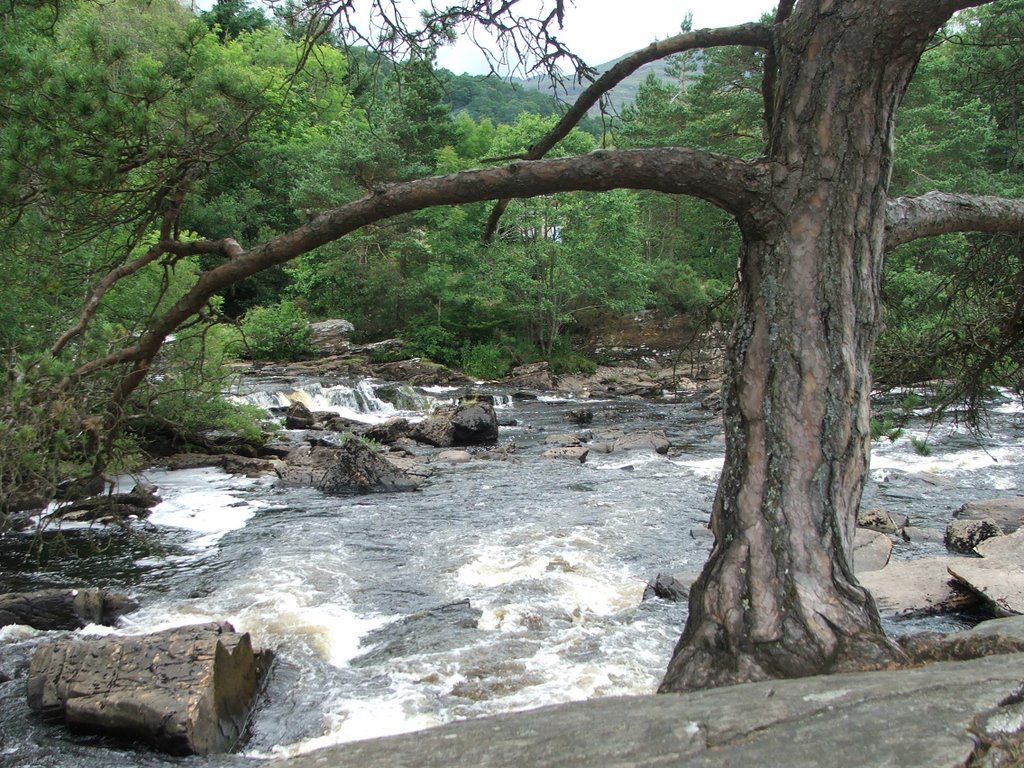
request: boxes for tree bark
[660,0,966,692]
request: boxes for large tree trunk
[660,0,963,692]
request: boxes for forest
[3,0,1024,690]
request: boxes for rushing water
[1,381,1022,766]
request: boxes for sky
[434,1,777,75]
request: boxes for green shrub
[406,324,460,367]
[238,300,313,361]
[549,347,598,375]
[461,342,512,380]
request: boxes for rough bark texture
[26,622,272,756]
[661,0,964,692]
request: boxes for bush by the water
[238,301,313,361]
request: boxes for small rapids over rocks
[1,379,1023,766]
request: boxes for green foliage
[238,300,313,361]
[461,343,513,380]
[910,436,932,456]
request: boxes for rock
[857,507,906,535]
[309,318,355,356]
[588,429,670,455]
[51,483,162,524]
[900,616,1024,663]
[544,433,582,446]
[853,528,892,574]
[859,558,980,617]
[503,362,554,390]
[371,359,473,387]
[435,450,473,464]
[414,402,498,448]
[689,526,714,542]
[641,573,690,602]
[946,561,1024,617]
[945,518,1002,552]
[285,401,316,429]
[450,401,499,445]
[221,455,278,477]
[0,588,138,631]
[542,447,589,463]
[268,653,1024,768]
[316,439,425,494]
[903,525,947,544]
[27,622,272,756]
[362,417,413,445]
[563,408,594,425]
[954,497,1024,534]
[975,527,1024,560]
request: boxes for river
[1,379,1022,766]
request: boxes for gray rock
[317,440,425,494]
[853,528,892,574]
[542,446,589,462]
[859,558,980,617]
[27,621,272,756]
[435,450,473,464]
[285,401,316,429]
[0,588,138,631]
[268,653,1024,768]
[641,573,690,602]
[975,528,1024,560]
[955,497,1024,534]
[903,525,947,544]
[362,417,413,445]
[414,403,498,447]
[946,561,1024,617]
[857,507,905,535]
[310,318,355,356]
[945,518,1002,552]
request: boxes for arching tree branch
[64,147,768,398]
[885,191,1024,250]
[483,22,771,238]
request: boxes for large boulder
[944,518,1002,552]
[852,528,892,574]
[0,588,138,630]
[309,318,355,356]
[269,653,1024,768]
[413,402,498,447]
[316,439,426,494]
[946,561,1024,617]
[954,496,1024,534]
[26,622,272,756]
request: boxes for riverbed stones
[26,621,272,756]
[50,482,162,524]
[269,653,1024,768]
[541,446,589,463]
[316,439,425,494]
[954,496,1024,533]
[945,518,1002,552]
[0,588,138,631]
[857,507,907,535]
[413,402,498,447]
[285,401,317,429]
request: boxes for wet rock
[222,455,278,477]
[544,433,583,446]
[642,573,690,602]
[27,622,272,756]
[414,402,498,448]
[371,359,473,387]
[903,525,947,545]
[857,507,906,535]
[362,417,413,445]
[859,558,980,617]
[285,401,316,430]
[563,408,594,425]
[954,497,1024,534]
[946,561,1024,617]
[51,483,162,524]
[0,588,138,631]
[945,519,1002,553]
[589,429,670,455]
[435,450,473,464]
[316,439,426,494]
[542,446,589,463]
[269,653,1024,768]
[853,528,892,574]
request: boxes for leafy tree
[9,0,1024,696]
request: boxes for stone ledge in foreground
[271,651,1024,768]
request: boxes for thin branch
[885,191,1024,250]
[483,22,771,238]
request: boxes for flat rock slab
[947,561,1024,617]
[976,527,1024,560]
[27,621,272,755]
[271,653,1024,768]
[858,557,978,616]
[955,497,1024,533]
